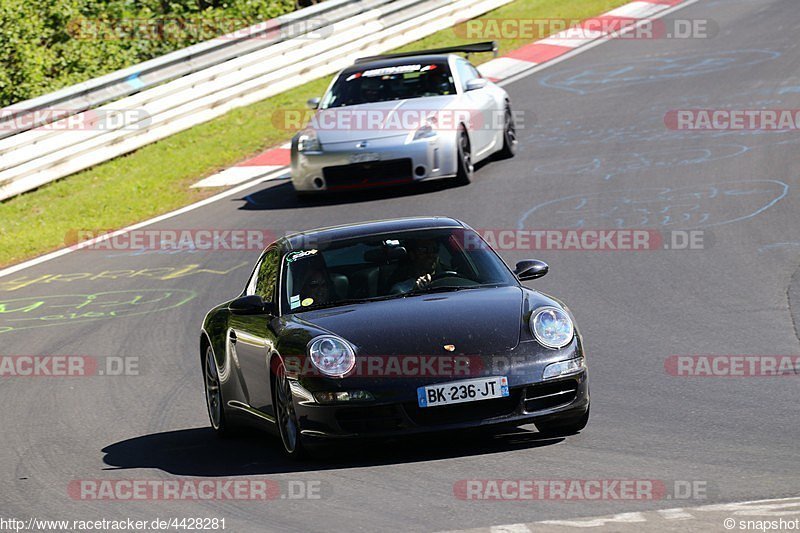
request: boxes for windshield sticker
[290,295,301,309]
[286,249,318,263]
[301,298,314,307]
[350,64,423,80]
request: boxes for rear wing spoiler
[354,41,498,64]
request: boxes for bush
[0,0,297,107]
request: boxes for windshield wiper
[299,293,406,311]
[407,284,487,296]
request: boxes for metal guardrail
[0,0,512,201]
[0,0,385,138]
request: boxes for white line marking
[467,497,800,532]
[490,525,532,533]
[0,168,289,279]
[191,165,284,187]
[657,508,694,520]
[605,1,666,19]
[539,512,648,528]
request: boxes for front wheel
[455,127,473,185]
[274,360,306,458]
[535,407,589,437]
[496,104,517,159]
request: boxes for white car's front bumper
[290,132,459,192]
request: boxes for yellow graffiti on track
[0,262,248,292]
[0,289,197,335]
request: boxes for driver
[389,238,440,294]
[298,257,332,306]
[359,77,382,104]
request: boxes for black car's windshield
[320,61,456,109]
[282,227,516,313]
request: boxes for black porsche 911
[200,217,588,457]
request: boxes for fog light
[542,357,585,380]
[314,390,374,404]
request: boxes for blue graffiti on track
[532,144,750,181]
[539,50,782,95]
[517,180,789,230]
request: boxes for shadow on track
[237,180,460,211]
[101,426,563,476]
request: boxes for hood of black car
[291,286,523,355]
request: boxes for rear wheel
[496,104,517,159]
[455,127,473,185]
[274,360,306,458]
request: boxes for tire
[535,407,589,437]
[496,104,517,159]
[455,127,474,185]
[204,345,237,437]
[274,359,306,459]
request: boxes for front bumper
[291,132,458,192]
[291,371,589,440]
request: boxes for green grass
[0,0,631,268]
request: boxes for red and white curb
[191,142,291,188]
[191,0,690,188]
[477,0,687,81]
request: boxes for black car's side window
[253,248,280,303]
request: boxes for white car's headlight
[307,335,355,377]
[411,118,437,141]
[531,306,574,349]
[297,129,321,152]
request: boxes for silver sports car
[290,42,517,194]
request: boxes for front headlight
[307,335,355,377]
[411,118,437,141]
[531,306,574,349]
[297,129,321,152]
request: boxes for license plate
[350,152,380,163]
[417,376,509,408]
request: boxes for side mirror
[514,260,549,281]
[230,295,273,315]
[465,78,489,91]
[306,97,321,109]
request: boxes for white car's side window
[456,59,479,91]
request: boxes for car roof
[283,216,465,250]
[340,54,460,75]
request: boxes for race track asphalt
[1,0,798,531]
